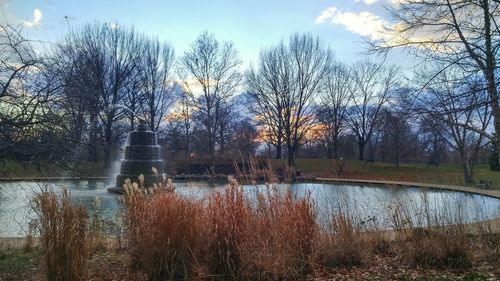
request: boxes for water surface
[0,180,499,237]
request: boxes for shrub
[204,177,249,279]
[124,183,202,281]
[240,188,317,280]
[390,200,472,269]
[204,177,318,280]
[32,188,88,281]
[396,226,472,269]
[315,214,365,268]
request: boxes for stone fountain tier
[108,121,165,193]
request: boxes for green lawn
[0,160,109,178]
[0,249,39,277]
[2,158,500,189]
[269,158,500,189]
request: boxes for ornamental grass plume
[123,175,203,281]
[32,187,88,281]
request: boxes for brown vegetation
[32,188,88,281]
[26,176,499,281]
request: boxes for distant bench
[476,179,493,189]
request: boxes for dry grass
[123,178,202,281]
[204,176,318,280]
[390,198,473,269]
[87,197,122,253]
[32,188,88,281]
[240,187,317,280]
[120,173,318,281]
[234,157,294,184]
[315,214,366,268]
[35,168,492,280]
[16,165,497,281]
[403,227,471,269]
[204,177,249,279]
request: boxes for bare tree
[0,23,58,163]
[247,33,333,166]
[124,59,144,131]
[346,61,399,161]
[284,34,333,166]
[178,31,241,159]
[0,23,44,130]
[370,0,500,164]
[246,45,287,159]
[416,69,491,182]
[53,37,102,162]
[229,117,259,158]
[164,88,196,156]
[178,90,195,156]
[378,110,415,166]
[315,61,351,159]
[57,23,142,168]
[138,37,176,132]
[419,113,448,166]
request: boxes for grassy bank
[2,158,500,190]
[0,160,110,178]
[268,159,500,189]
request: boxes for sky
[0,0,412,70]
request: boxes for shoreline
[2,175,499,199]
[2,217,499,250]
[1,176,499,249]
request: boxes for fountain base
[109,120,166,193]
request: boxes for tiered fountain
[108,119,165,193]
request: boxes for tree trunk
[88,114,98,162]
[207,126,215,160]
[104,145,112,169]
[287,148,295,166]
[463,160,474,183]
[482,2,500,168]
[130,116,135,131]
[333,136,339,160]
[103,119,113,169]
[275,142,282,159]
[326,144,333,159]
[184,131,189,157]
[358,142,365,161]
[490,97,500,167]
[433,134,439,167]
[485,68,500,168]
[219,129,225,157]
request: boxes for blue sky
[1,0,411,69]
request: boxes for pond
[0,180,499,237]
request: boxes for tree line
[1,0,499,183]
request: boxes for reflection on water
[0,180,499,237]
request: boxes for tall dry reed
[204,176,249,279]
[240,187,317,280]
[389,193,473,269]
[204,176,317,280]
[123,178,203,281]
[32,187,88,281]
[315,213,365,268]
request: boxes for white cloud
[317,2,459,51]
[387,0,404,6]
[315,7,337,24]
[354,0,404,5]
[23,8,42,28]
[316,7,388,40]
[355,0,378,4]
